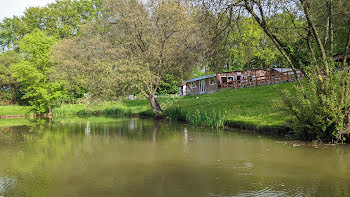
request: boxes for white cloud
[0,0,57,20]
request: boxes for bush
[281,68,350,143]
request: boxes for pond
[0,117,350,196]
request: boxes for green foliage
[226,17,282,69]
[267,12,310,67]
[157,74,180,95]
[11,29,66,113]
[52,0,202,117]
[281,68,350,142]
[0,51,21,104]
[0,0,102,106]
[0,0,102,50]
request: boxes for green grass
[52,99,154,117]
[163,82,294,131]
[0,105,32,116]
[0,82,295,132]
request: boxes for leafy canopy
[11,29,65,113]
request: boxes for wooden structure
[224,69,304,89]
[179,68,304,96]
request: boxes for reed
[164,106,227,128]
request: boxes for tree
[0,51,21,104]
[157,74,181,95]
[239,0,350,142]
[11,29,65,113]
[52,0,203,118]
[226,17,282,69]
[0,0,102,50]
[195,0,235,72]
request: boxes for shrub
[281,68,350,143]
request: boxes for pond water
[0,117,350,196]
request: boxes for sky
[0,0,57,20]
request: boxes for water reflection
[0,117,350,196]
[85,121,90,136]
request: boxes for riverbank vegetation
[1,83,292,132]
[52,83,293,133]
[1,0,350,142]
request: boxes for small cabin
[179,69,268,96]
[179,68,304,96]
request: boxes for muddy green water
[1,117,350,196]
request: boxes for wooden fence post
[269,65,273,84]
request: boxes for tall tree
[11,29,65,113]
[226,17,282,69]
[52,0,203,117]
[0,0,102,50]
[0,51,21,104]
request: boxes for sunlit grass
[163,82,295,130]
[52,100,153,117]
[0,105,32,116]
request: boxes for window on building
[221,77,227,84]
[228,76,234,81]
[190,82,196,88]
[209,78,215,85]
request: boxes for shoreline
[0,83,296,139]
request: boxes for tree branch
[300,0,330,76]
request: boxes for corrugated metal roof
[184,73,216,83]
[273,68,293,72]
[273,68,302,73]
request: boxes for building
[179,68,303,96]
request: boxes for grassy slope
[0,83,295,131]
[172,82,294,131]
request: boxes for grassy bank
[0,105,32,116]
[1,83,294,133]
[164,83,294,133]
[52,82,294,133]
[52,99,153,117]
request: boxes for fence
[223,70,304,89]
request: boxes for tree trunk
[148,95,162,118]
[48,107,53,117]
[243,0,303,88]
